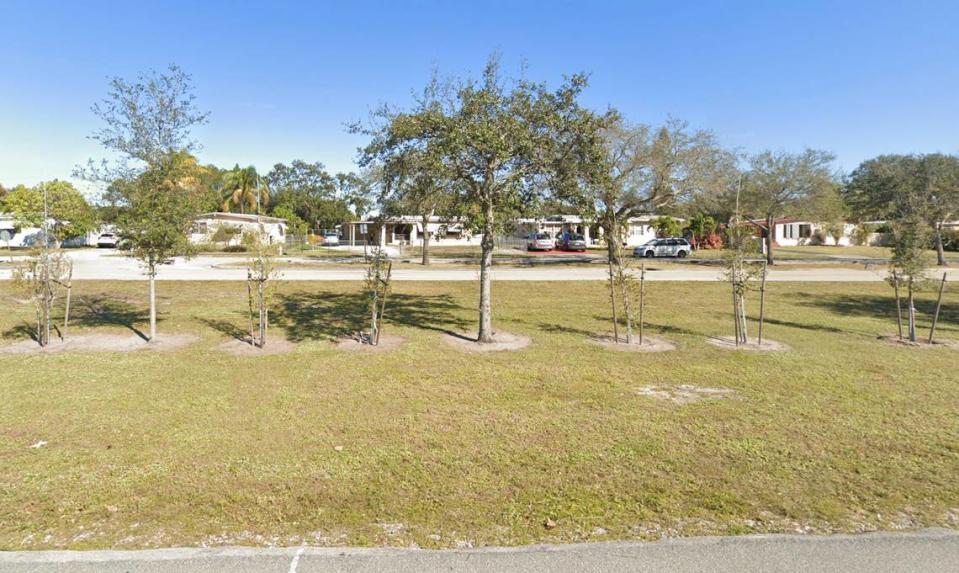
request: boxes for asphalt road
[1,529,957,572]
[4,250,955,282]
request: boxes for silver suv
[634,237,691,258]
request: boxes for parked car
[555,232,587,252]
[526,232,554,251]
[320,231,339,246]
[634,237,691,258]
[96,232,118,248]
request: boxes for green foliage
[210,224,241,245]
[270,204,309,235]
[844,154,959,224]
[266,161,369,230]
[652,216,682,238]
[221,165,269,214]
[117,152,206,273]
[2,180,96,245]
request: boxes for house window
[798,224,812,238]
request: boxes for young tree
[723,188,765,345]
[356,56,591,343]
[742,149,837,264]
[567,116,734,344]
[243,229,281,348]
[119,152,206,340]
[363,247,393,345]
[81,65,209,342]
[888,212,932,342]
[13,251,73,347]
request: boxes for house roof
[197,212,287,225]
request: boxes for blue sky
[3,0,958,190]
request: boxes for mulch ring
[216,337,298,356]
[442,330,531,353]
[335,332,405,353]
[877,335,959,349]
[705,335,789,352]
[634,385,737,404]
[0,333,198,355]
[590,333,676,353]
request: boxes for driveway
[1,529,956,572]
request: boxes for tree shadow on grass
[197,317,251,343]
[796,292,959,331]
[273,289,472,342]
[72,295,150,340]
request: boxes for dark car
[555,232,587,252]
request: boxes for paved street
[1,529,956,572]
[4,249,956,282]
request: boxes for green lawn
[1,280,957,550]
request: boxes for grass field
[1,280,958,550]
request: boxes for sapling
[364,247,393,345]
[244,230,280,348]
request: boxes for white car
[634,238,691,258]
[96,233,119,248]
[320,231,340,246]
[526,233,554,251]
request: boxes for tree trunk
[765,214,775,265]
[758,261,767,345]
[907,280,916,343]
[148,268,157,342]
[739,294,749,343]
[605,221,619,343]
[892,270,903,340]
[421,212,432,266]
[928,273,947,343]
[619,264,634,344]
[934,223,947,267]
[477,204,495,344]
[258,281,266,348]
[639,262,646,345]
[247,277,256,346]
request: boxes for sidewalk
[1,529,956,572]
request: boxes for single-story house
[190,212,287,246]
[750,218,857,247]
[339,216,479,247]
[0,213,100,247]
[514,215,673,247]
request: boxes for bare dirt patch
[216,337,298,356]
[590,333,676,353]
[442,330,531,353]
[335,332,405,353]
[0,333,197,355]
[877,335,959,349]
[705,336,789,352]
[635,385,737,404]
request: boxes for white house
[756,218,857,246]
[190,212,288,246]
[514,215,673,247]
[0,213,99,247]
[339,216,480,247]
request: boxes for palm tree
[221,165,269,214]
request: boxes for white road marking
[288,546,304,573]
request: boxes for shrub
[224,244,248,253]
[701,233,724,249]
[943,228,959,252]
